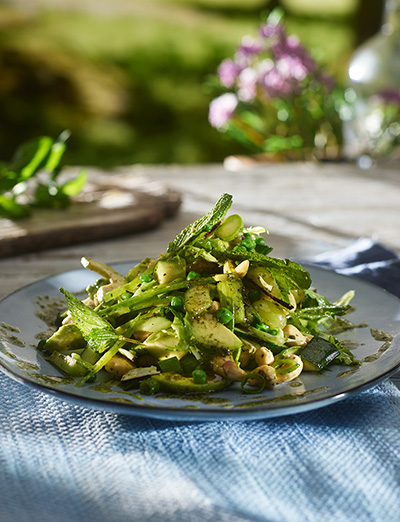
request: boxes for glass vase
[343,0,400,164]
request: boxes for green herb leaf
[0,195,30,219]
[0,170,19,193]
[0,132,86,219]
[9,136,54,180]
[61,169,87,197]
[167,193,233,255]
[181,245,220,264]
[299,289,350,319]
[77,314,143,386]
[86,328,119,353]
[33,181,70,209]
[44,142,67,174]
[60,288,116,352]
[228,248,312,290]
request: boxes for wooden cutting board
[0,168,181,258]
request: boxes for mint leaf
[61,169,87,197]
[0,132,86,219]
[228,249,312,290]
[0,194,30,219]
[9,136,54,180]
[77,314,143,386]
[167,193,233,255]
[60,288,116,352]
[86,328,119,353]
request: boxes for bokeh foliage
[0,0,361,166]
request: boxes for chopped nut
[235,260,250,278]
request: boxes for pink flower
[238,68,258,102]
[272,34,317,77]
[259,65,294,97]
[238,36,263,58]
[234,36,263,69]
[208,93,238,129]
[209,8,340,147]
[218,59,240,88]
[255,58,296,97]
[259,20,285,40]
[277,55,308,82]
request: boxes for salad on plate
[39,193,357,396]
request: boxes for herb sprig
[167,193,232,255]
[0,130,86,219]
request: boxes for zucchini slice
[151,372,231,393]
[300,336,340,372]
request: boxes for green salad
[40,193,357,395]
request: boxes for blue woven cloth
[311,237,400,298]
[1,240,400,522]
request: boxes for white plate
[1,263,399,421]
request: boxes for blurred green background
[0,0,384,167]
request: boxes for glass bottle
[343,0,400,163]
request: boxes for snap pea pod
[98,275,216,318]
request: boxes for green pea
[192,369,207,384]
[216,307,233,325]
[255,323,278,335]
[140,273,152,283]
[121,292,132,300]
[171,296,184,310]
[241,234,256,250]
[187,271,201,281]
[255,236,266,246]
[233,245,248,253]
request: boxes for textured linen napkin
[1,240,400,522]
[311,237,400,298]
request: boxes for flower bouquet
[208,10,344,161]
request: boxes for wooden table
[1,160,399,384]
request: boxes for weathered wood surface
[0,169,181,258]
